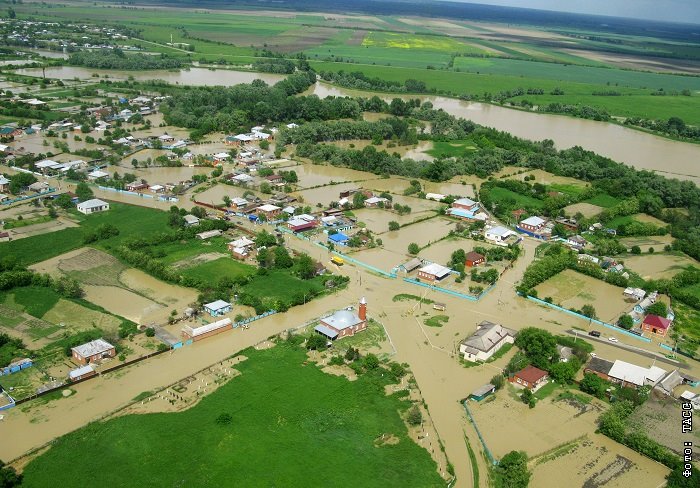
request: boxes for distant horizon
[445,0,700,25]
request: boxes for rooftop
[419,263,452,278]
[461,321,515,355]
[608,360,667,387]
[515,365,548,384]
[487,226,514,237]
[454,197,477,207]
[71,338,114,358]
[643,314,672,330]
[586,356,615,376]
[520,216,545,227]
[204,300,231,311]
[183,318,232,338]
[78,198,108,208]
[321,309,363,331]
[69,364,95,380]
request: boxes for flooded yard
[289,162,382,188]
[621,253,699,280]
[353,208,435,234]
[534,269,630,323]
[195,183,263,206]
[379,217,456,255]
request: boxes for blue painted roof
[314,324,338,339]
[450,208,475,218]
[329,232,349,243]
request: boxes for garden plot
[291,162,382,188]
[418,238,499,265]
[534,269,629,323]
[353,208,434,234]
[628,398,700,460]
[194,184,263,206]
[295,182,365,207]
[380,217,456,255]
[563,202,604,219]
[530,434,669,488]
[622,253,699,280]
[618,234,674,250]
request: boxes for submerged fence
[462,400,497,465]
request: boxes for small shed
[470,383,496,401]
[203,300,232,317]
[465,251,485,267]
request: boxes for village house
[642,314,672,337]
[417,263,452,282]
[230,197,249,209]
[68,364,96,382]
[510,365,549,391]
[287,215,317,233]
[452,197,480,212]
[555,217,579,232]
[314,298,368,340]
[183,214,200,227]
[228,236,255,259]
[364,196,389,207]
[584,357,667,389]
[213,152,231,163]
[465,251,485,267]
[149,184,166,193]
[328,232,350,246]
[485,226,516,244]
[71,338,116,365]
[77,198,110,215]
[400,257,423,274]
[517,216,547,236]
[0,176,9,192]
[566,235,587,250]
[0,232,11,242]
[623,287,646,302]
[35,159,62,174]
[469,383,497,402]
[87,169,109,181]
[265,174,284,185]
[28,181,50,193]
[203,300,232,317]
[196,230,222,240]
[459,321,516,362]
[578,254,600,265]
[231,173,253,184]
[182,318,233,342]
[256,204,281,220]
[125,182,148,192]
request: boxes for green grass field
[427,140,478,158]
[583,194,621,208]
[181,257,255,283]
[0,203,170,266]
[21,343,444,487]
[489,187,544,210]
[241,270,326,303]
[0,286,60,318]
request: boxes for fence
[0,359,33,376]
[0,391,16,411]
[1,188,56,205]
[523,295,652,343]
[462,400,497,465]
[98,186,178,202]
[402,278,495,302]
[172,310,277,348]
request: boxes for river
[12,66,700,184]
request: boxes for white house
[459,321,516,362]
[485,226,516,244]
[425,193,446,202]
[77,198,110,215]
[87,170,109,180]
[183,214,200,227]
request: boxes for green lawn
[155,237,230,266]
[0,203,170,266]
[181,257,255,283]
[21,343,444,487]
[1,286,60,318]
[424,315,449,327]
[427,140,478,158]
[606,215,636,228]
[489,187,544,210]
[671,302,700,358]
[549,183,587,197]
[242,270,326,303]
[583,194,620,208]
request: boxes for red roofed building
[465,251,485,267]
[642,314,672,337]
[510,365,549,391]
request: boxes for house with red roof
[642,314,672,337]
[510,365,549,391]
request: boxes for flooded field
[289,162,382,188]
[353,208,435,234]
[563,202,604,218]
[322,139,434,162]
[295,182,365,207]
[535,269,630,323]
[618,234,675,250]
[13,132,104,155]
[621,253,699,280]
[195,183,263,206]
[418,237,497,265]
[380,217,456,255]
[14,66,287,86]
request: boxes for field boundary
[403,277,494,301]
[462,400,497,465]
[523,294,652,342]
[98,185,178,202]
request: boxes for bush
[363,353,379,370]
[496,451,530,488]
[579,373,609,399]
[618,315,634,330]
[306,334,327,351]
[408,243,420,255]
[328,355,345,366]
[490,374,505,390]
[645,301,667,317]
[406,405,422,426]
[216,413,233,425]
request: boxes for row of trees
[68,49,183,70]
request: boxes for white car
[608,337,619,343]
[589,352,597,358]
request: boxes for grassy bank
[21,342,444,487]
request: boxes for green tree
[618,314,634,330]
[631,245,641,254]
[145,328,155,337]
[552,222,568,237]
[54,193,74,209]
[352,192,366,209]
[548,359,580,384]
[490,374,505,390]
[273,246,294,269]
[646,301,667,317]
[363,353,379,370]
[75,182,94,202]
[306,334,327,350]
[259,182,272,194]
[254,230,276,248]
[581,304,597,320]
[0,459,22,487]
[388,221,400,231]
[406,405,422,426]
[579,373,608,399]
[408,242,420,255]
[296,254,316,280]
[497,451,531,488]
[8,172,37,195]
[514,327,557,370]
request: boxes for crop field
[489,186,544,210]
[20,342,444,487]
[534,269,630,323]
[583,194,621,208]
[562,202,604,218]
[241,270,327,304]
[619,254,699,280]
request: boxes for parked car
[588,330,601,337]
[608,337,619,343]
